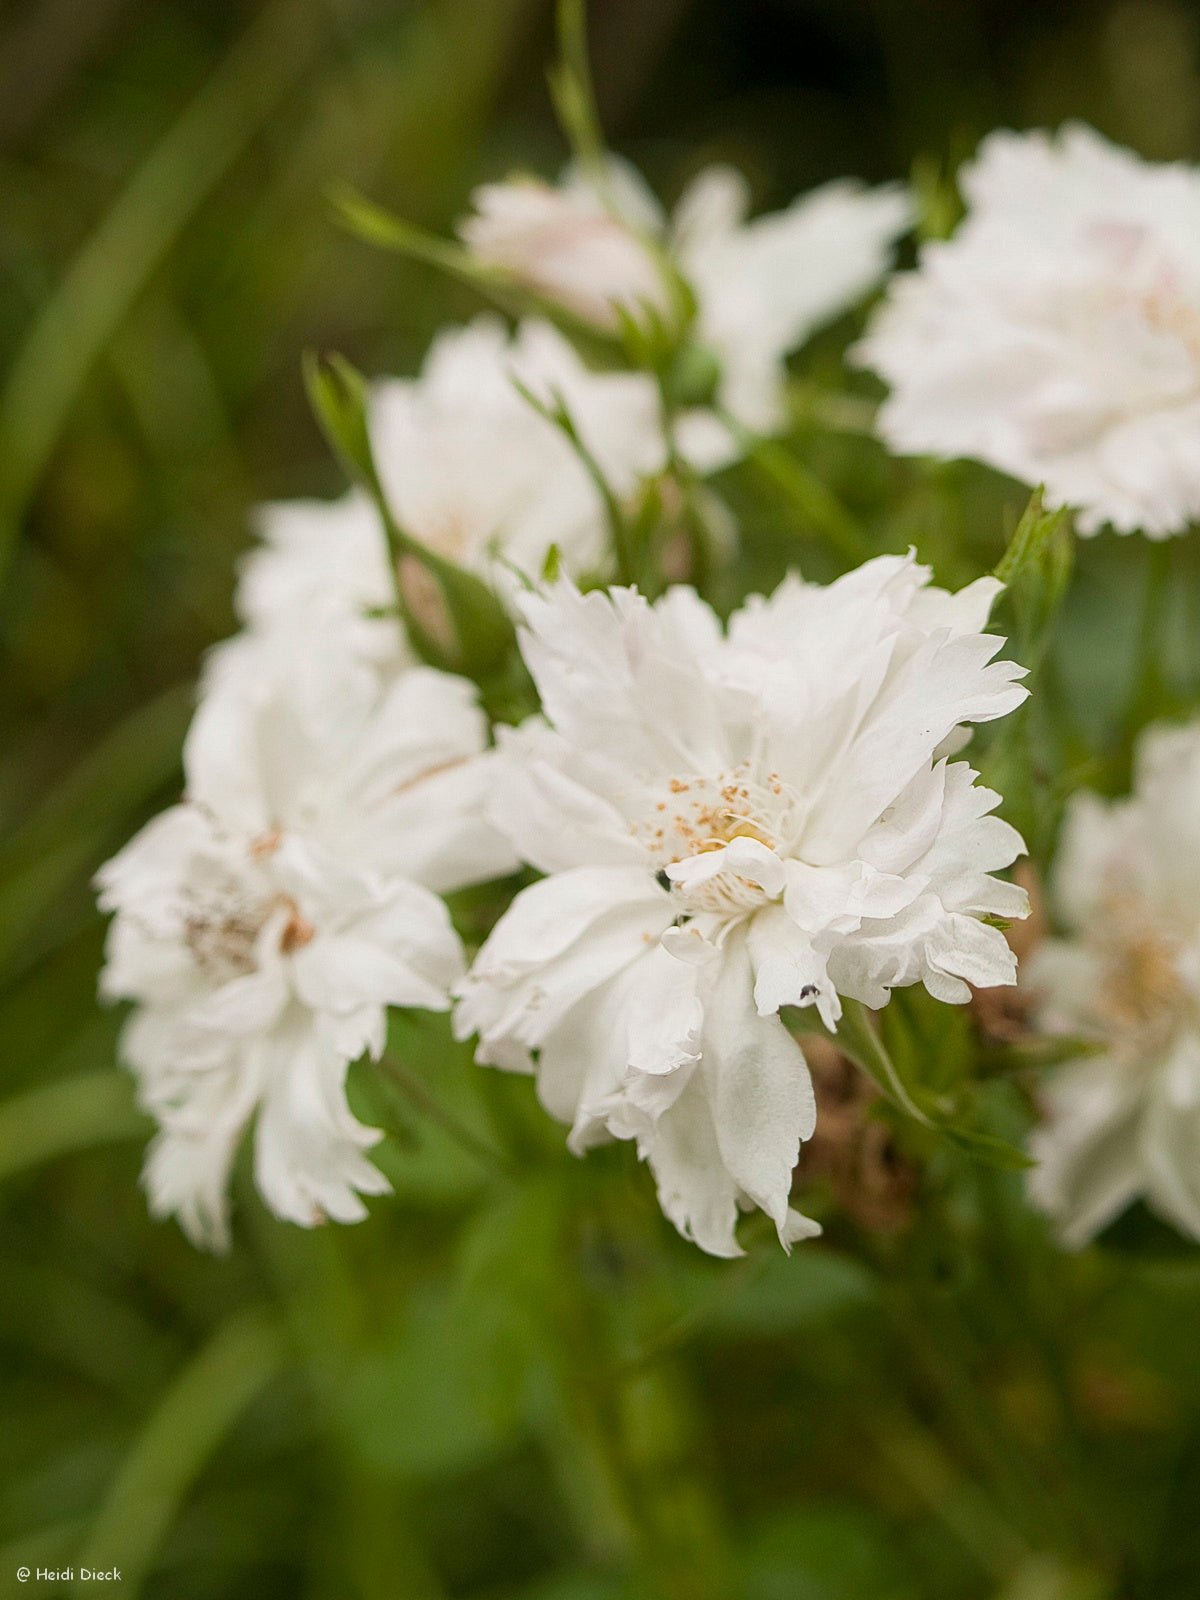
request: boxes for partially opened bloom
[207,315,666,712]
[1027,723,1200,1245]
[97,667,512,1249]
[857,125,1200,536]
[455,559,1028,1255]
[460,164,667,328]
[461,159,910,449]
[370,314,666,582]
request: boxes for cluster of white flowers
[97,144,924,1252]
[1026,722,1200,1247]
[858,124,1200,537]
[96,107,1200,1259]
[463,156,911,460]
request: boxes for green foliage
[304,350,516,679]
[5,2,1200,1598]
[805,995,1031,1171]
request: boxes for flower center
[179,836,316,981]
[636,761,801,926]
[1095,894,1190,1050]
[638,763,794,859]
[1141,279,1200,372]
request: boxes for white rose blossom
[1027,722,1200,1246]
[460,158,911,455]
[455,557,1029,1256]
[96,667,514,1250]
[856,124,1200,537]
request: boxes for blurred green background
[4,1,1200,1596]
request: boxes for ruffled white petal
[460,568,1027,1254]
[858,125,1200,537]
[1026,720,1200,1244]
[97,657,506,1248]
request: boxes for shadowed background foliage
[3,2,1200,1597]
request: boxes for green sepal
[797,996,1032,1172]
[303,351,516,680]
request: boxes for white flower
[459,165,667,328]
[856,124,1200,537]
[205,316,667,716]
[96,667,513,1250]
[1026,722,1200,1246]
[202,490,410,723]
[370,315,667,581]
[455,558,1028,1256]
[461,159,910,451]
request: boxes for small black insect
[655,869,672,891]
[798,984,818,1001]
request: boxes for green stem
[1114,537,1175,789]
[836,999,936,1128]
[657,375,715,596]
[716,405,870,564]
[532,1188,735,1598]
[866,1406,1030,1581]
[551,0,608,184]
[377,1054,512,1177]
[74,1309,285,1596]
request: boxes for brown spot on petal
[280,903,316,953]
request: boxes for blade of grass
[0,1070,146,1185]
[0,681,192,880]
[0,0,324,591]
[73,1308,285,1596]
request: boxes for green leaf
[0,0,325,590]
[704,1250,878,1336]
[330,186,500,290]
[744,1503,918,1600]
[804,1000,1031,1172]
[941,1125,1035,1172]
[0,1071,147,1185]
[718,410,870,564]
[453,1178,564,1431]
[301,350,376,492]
[0,683,192,984]
[343,1290,510,1478]
[303,352,515,679]
[511,376,638,584]
[332,185,620,349]
[74,1308,284,1595]
[984,490,1075,854]
[993,488,1072,593]
[910,153,963,243]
